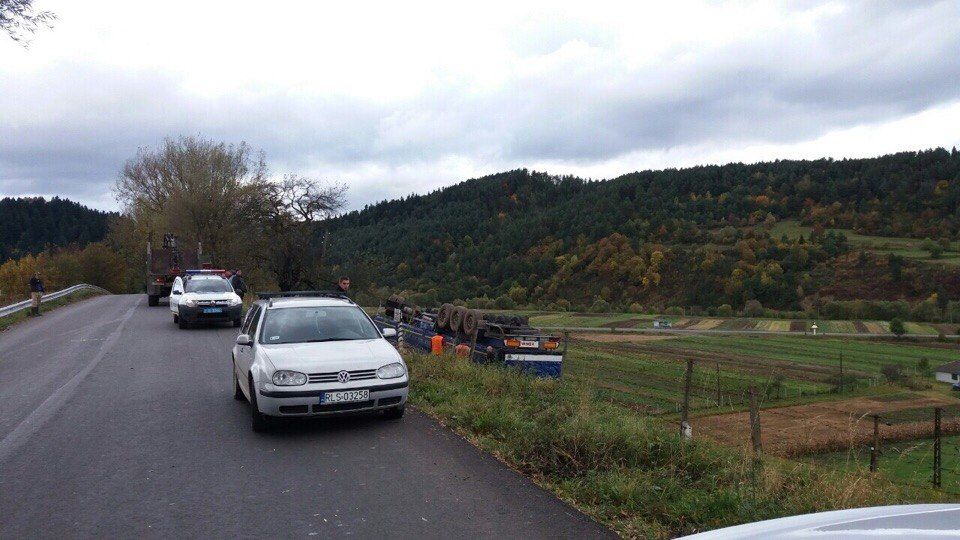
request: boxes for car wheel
[147,295,158,307]
[383,404,405,420]
[233,359,244,401]
[178,316,189,329]
[249,379,272,432]
[173,314,179,324]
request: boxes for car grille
[313,400,375,412]
[308,369,377,383]
[196,299,231,306]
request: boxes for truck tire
[147,295,158,307]
[462,309,480,336]
[450,306,468,334]
[437,303,454,330]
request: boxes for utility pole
[934,407,942,489]
[870,415,881,472]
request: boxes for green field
[563,334,960,414]
[804,435,960,494]
[771,219,960,266]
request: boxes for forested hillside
[326,148,960,315]
[0,197,113,262]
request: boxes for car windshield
[259,306,380,344]
[184,278,233,293]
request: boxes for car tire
[233,359,244,401]
[147,295,158,307]
[178,316,189,330]
[249,379,272,432]
[383,404,405,420]
[173,314,179,324]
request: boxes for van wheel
[384,404,405,420]
[178,316,189,329]
[249,380,272,432]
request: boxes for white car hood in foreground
[260,338,402,373]
[681,505,960,539]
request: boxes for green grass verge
[406,352,934,538]
[0,289,104,332]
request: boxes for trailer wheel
[437,303,454,329]
[147,295,158,307]
[462,309,480,336]
[450,306,468,334]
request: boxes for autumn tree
[0,0,55,45]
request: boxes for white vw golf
[232,291,408,431]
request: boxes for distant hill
[326,148,960,313]
[0,197,114,262]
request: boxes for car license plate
[320,390,369,404]
[519,340,539,348]
[202,307,223,313]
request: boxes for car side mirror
[382,327,397,338]
[172,290,181,295]
[236,334,253,346]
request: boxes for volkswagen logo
[337,370,350,383]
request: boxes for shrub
[881,364,904,382]
[743,299,764,317]
[554,298,571,312]
[716,304,734,317]
[494,295,516,309]
[889,317,906,337]
[590,296,610,313]
[664,306,684,316]
[628,302,644,314]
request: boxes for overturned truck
[373,295,564,378]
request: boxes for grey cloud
[2,1,959,210]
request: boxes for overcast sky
[2,1,960,212]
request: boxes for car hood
[259,338,402,373]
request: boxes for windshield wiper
[302,337,358,343]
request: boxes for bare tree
[257,175,347,290]
[1,0,55,45]
[115,136,269,266]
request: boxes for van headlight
[272,370,307,386]
[184,298,197,307]
[377,363,406,379]
[228,297,242,306]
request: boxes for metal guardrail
[0,284,110,318]
[540,326,960,339]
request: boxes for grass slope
[406,352,932,538]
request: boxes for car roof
[257,296,356,309]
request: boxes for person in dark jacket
[29,272,44,316]
[230,269,247,299]
[335,277,350,294]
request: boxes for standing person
[335,277,350,294]
[230,269,247,300]
[28,272,44,316]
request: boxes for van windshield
[259,306,381,344]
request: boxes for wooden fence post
[870,415,880,472]
[934,407,942,489]
[748,386,762,456]
[681,359,694,439]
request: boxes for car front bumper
[179,304,242,323]
[257,380,409,417]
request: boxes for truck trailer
[373,296,565,378]
[145,233,201,306]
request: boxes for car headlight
[229,297,242,306]
[377,362,406,379]
[184,298,197,307]
[272,370,307,386]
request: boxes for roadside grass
[406,352,932,538]
[0,288,104,333]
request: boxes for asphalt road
[0,294,612,539]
